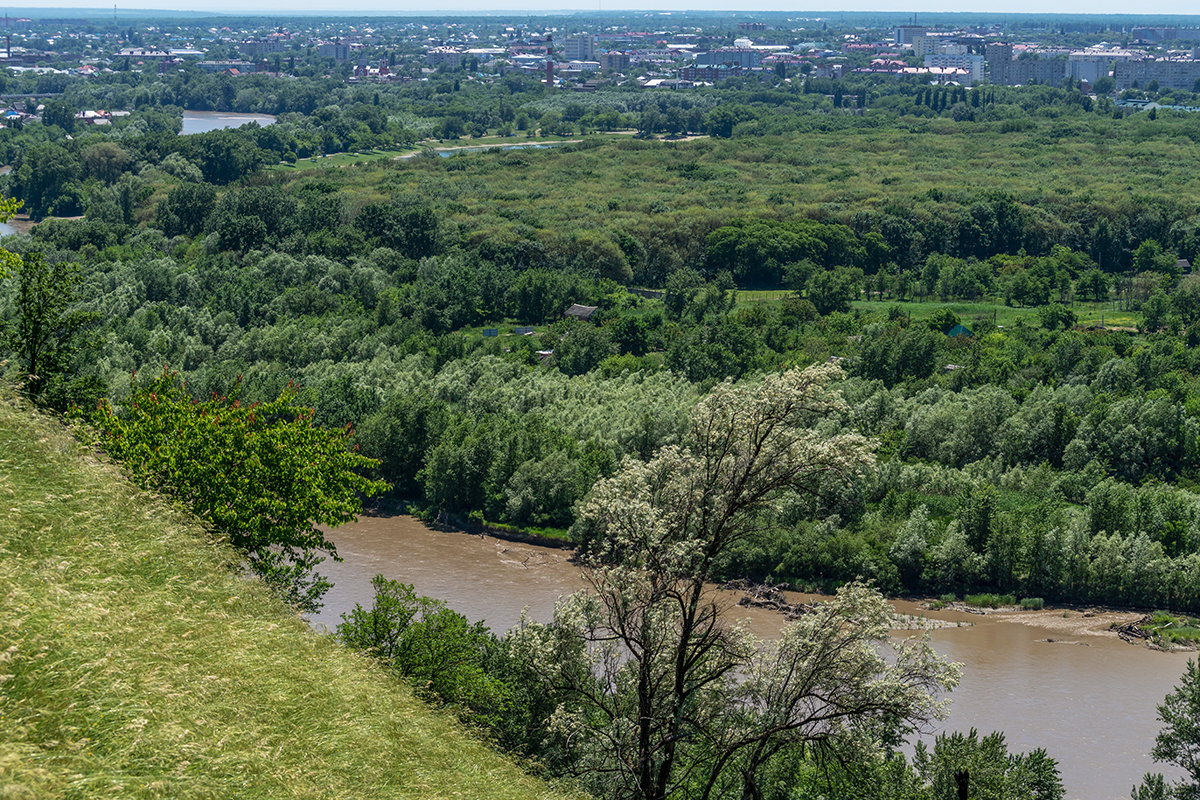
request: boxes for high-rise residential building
[1115,58,1200,91]
[317,42,350,61]
[564,34,594,61]
[985,42,1013,84]
[242,40,286,58]
[895,25,929,45]
[599,51,630,71]
[1131,27,1178,43]
[696,48,763,69]
[925,53,984,83]
[1068,50,1133,84]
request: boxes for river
[311,515,1194,800]
[0,216,35,237]
[180,110,276,135]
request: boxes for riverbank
[377,510,1196,649]
[924,601,1198,651]
[315,513,1195,799]
[384,512,1188,647]
[991,606,1147,639]
[0,214,38,235]
[363,500,573,550]
[0,399,577,800]
[180,109,276,135]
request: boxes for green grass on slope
[0,397,579,800]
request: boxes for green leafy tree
[40,99,75,131]
[556,232,632,284]
[1038,303,1077,331]
[1142,291,1171,333]
[0,197,23,277]
[353,201,439,259]
[338,576,511,721]
[1134,659,1200,800]
[356,391,450,497]
[553,321,615,376]
[183,129,269,185]
[926,308,961,334]
[807,267,860,315]
[1171,277,1200,327]
[705,105,743,138]
[890,505,934,591]
[339,575,548,754]
[914,729,1064,800]
[1133,240,1175,275]
[507,268,575,324]
[156,182,217,237]
[10,142,82,218]
[511,365,956,800]
[609,314,651,356]
[80,142,132,184]
[3,252,101,408]
[90,371,388,611]
[1076,267,1111,301]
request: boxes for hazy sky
[16,0,1200,17]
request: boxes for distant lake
[181,110,277,135]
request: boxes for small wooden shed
[564,303,599,321]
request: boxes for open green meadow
[261,117,1200,242]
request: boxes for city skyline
[10,1,1200,17]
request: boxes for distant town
[3,12,1200,106]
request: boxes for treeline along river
[311,515,1193,800]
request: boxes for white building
[925,53,983,83]
[1068,49,1135,84]
[425,47,466,67]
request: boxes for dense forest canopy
[7,66,1200,613]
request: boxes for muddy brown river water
[310,515,1195,800]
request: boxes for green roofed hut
[946,324,974,338]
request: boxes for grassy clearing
[298,121,1200,246]
[735,289,792,307]
[0,396,578,800]
[1146,611,1200,646]
[735,292,1141,331]
[849,298,1139,330]
[268,132,632,173]
[269,148,412,171]
[963,593,1018,608]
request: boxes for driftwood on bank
[720,579,817,620]
[1113,615,1153,644]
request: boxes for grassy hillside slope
[0,397,577,800]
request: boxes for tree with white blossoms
[510,364,960,800]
